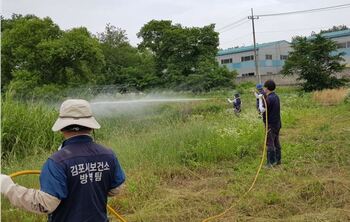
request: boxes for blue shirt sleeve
[40,159,68,200]
[110,156,125,189]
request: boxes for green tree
[185,59,237,92]
[1,14,39,32]
[97,24,156,90]
[36,27,105,86]
[137,20,173,85]
[1,15,62,89]
[282,34,347,91]
[97,23,129,47]
[138,20,233,91]
[2,15,105,96]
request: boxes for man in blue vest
[227,93,242,116]
[256,80,282,167]
[1,99,125,221]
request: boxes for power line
[219,20,250,34]
[216,17,247,32]
[257,3,350,17]
[256,25,350,34]
[218,3,350,49]
[220,25,350,48]
[216,3,350,34]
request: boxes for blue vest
[40,135,125,222]
[233,98,241,109]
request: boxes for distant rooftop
[316,29,350,39]
[218,40,290,56]
[218,29,350,57]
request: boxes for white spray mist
[90,92,207,118]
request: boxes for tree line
[2,14,348,95]
[1,14,236,98]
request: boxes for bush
[32,84,66,101]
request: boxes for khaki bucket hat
[52,99,101,131]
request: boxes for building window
[347,41,350,48]
[280,55,288,60]
[242,72,255,77]
[336,42,347,49]
[241,55,254,62]
[221,58,232,64]
[265,54,272,60]
[266,72,273,75]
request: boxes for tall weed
[1,93,61,160]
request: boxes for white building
[217,40,291,77]
[217,29,350,77]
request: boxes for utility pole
[248,8,260,84]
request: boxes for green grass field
[1,87,350,221]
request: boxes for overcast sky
[2,0,350,49]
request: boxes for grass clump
[1,93,62,160]
[312,88,349,105]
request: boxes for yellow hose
[201,96,269,222]
[9,170,41,178]
[9,170,127,222]
[9,96,270,222]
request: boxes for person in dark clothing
[0,99,125,222]
[227,93,241,116]
[256,80,282,167]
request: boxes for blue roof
[218,30,350,57]
[307,29,350,40]
[320,29,350,39]
[218,40,289,56]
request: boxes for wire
[216,3,350,39]
[256,26,335,34]
[216,3,350,34]
[257,3,350,17]
[219,20,250,34]
[216,17,247,32]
